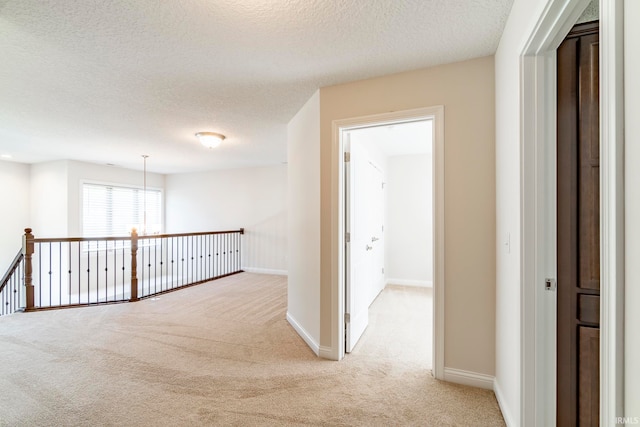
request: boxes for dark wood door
[557,21,600,427]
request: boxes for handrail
[0,249,23,293]
[18,227,245,312]
[32,228,245,243]
[0,249,24,316]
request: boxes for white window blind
[82,183,162,237]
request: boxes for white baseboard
[386,278,433,287]
[493,378,515,427]
[286,312,319,356]
[319,346,336,360]
[242,267,288,276]
[443,367,494,390]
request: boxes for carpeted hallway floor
[0,273,504,426]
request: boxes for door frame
[519,0,624,424]
[331,106,445,379]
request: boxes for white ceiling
[0,0,513,174]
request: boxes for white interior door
[346,140,386,352]
[346,139,369,352]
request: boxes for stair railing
[0,227,244,315]
[0,250,24,316]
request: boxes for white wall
[30,161,69,238]
[349,133,388,171]
[5,157,285,280]
[287,90,321,353]
[165,165,287,274]
[494,0,549,423]
[625,0,640,416]
[0,161,30,274]
[385,154,432,286]
[1,159,166,274]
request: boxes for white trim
[600,0,625,423]
[242,267,288,276]
[318,346,333,359]
[442,367,494,390]
[519,0,625,424]
[433,106,445,382]
[519,1,591,425]
[520,50,560,427]
[286,312,320,356]
[494,379,516,427]
[385,278,432,288]
[331,106,445,379]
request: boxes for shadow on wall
[242,210,287,274]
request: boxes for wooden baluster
[130,228,139,302]
[23,228,34,311]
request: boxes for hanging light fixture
[195,132,225,149]
[142,155,148,236]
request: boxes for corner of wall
[442,367,494,390]
[286,312,320,356]
[287,90,322,354]
[493,378,516,427]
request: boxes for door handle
[371,236,379,242]
[366,245,373,251]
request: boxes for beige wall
[318,56,496,375]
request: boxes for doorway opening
[333,106,444,379]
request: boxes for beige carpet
[0,273,504,426]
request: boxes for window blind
[82,183,162,237]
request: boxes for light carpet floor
[0,273,504,426]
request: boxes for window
[82,182,162,237]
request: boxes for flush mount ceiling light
[195,132,225,149]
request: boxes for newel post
[130,228,139,302]
[22,228,34,311]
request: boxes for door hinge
[344,313,350,323]
[345,232,350,243]
[545,278,556,291]
[344,152,350,163]
[382,267,384,274]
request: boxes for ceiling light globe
[195,132,225,149]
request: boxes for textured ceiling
[0,0,513,174]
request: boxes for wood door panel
[578,327,600,426]
[578,295,600,325]
[557,21,599,427]
[578,34,600,292]
[578,163,599,291]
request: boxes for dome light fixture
[195,132,226,149]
